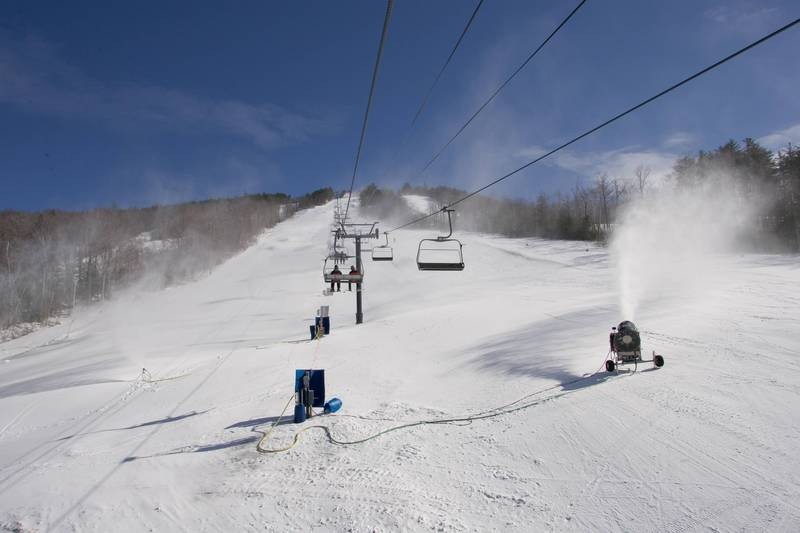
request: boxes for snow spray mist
[610,176,758,321]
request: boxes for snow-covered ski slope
[1,200,799,532]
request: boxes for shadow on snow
[122,415,292,462]
[461,306,616,390]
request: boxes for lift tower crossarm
[335,222,380,324]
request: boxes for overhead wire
[343,0,395,223]
[410,0,485,129]
[413,0,589,179]
[258,11,800,456]
[388,15,800,233]
[372,0,485,187]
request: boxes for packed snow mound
[1,200,799,531]
[403,194,435,214]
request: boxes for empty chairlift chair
[417,209,465,271]
[371,232,393,262]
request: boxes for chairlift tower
[336,222,379,324]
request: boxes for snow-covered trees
[0,189,334,332]
[360,139,800,251]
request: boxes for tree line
[360,138,800,250]
[1,188,334,333]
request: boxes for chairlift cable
[372,0,485,187]
[411,0,485,128]
[413,0,588,179]
[387,15,800,233]
[343,0,395,223]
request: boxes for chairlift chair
[327,250,350,263]
[371,232,394,262]
[328,231,352,263]
[323,257,364,283]
[417,209,464,271]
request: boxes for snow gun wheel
[605,360,616,372]
[653,354,665,368]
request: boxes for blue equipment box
[295,369,326,408]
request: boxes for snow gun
[605,321,665,372]
[293,369,342,423]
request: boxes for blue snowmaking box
[295,369,325,408]
[314,316,331,335]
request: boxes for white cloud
[515,145,548,160]
[758,123,800,151]
[512,123,800,191]
[662,131,697,149]
[516,145,678,183]
[0,33,329,150]
[704,3,780,35]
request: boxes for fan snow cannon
[605,321,664,372]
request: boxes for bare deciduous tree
[634,164,651,196]
[0,189,334,334]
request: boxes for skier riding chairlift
[330,264,342,292]
[348,265,359,291]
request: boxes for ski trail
[1,200,798,531]
[0,401,37,440]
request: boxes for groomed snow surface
[1,200,799,531]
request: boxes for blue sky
[1,0,799,211]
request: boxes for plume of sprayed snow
[611,174,760,321]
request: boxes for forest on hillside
[360,139,800,251]
[3,137,798,336]
[0,188,334,334]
